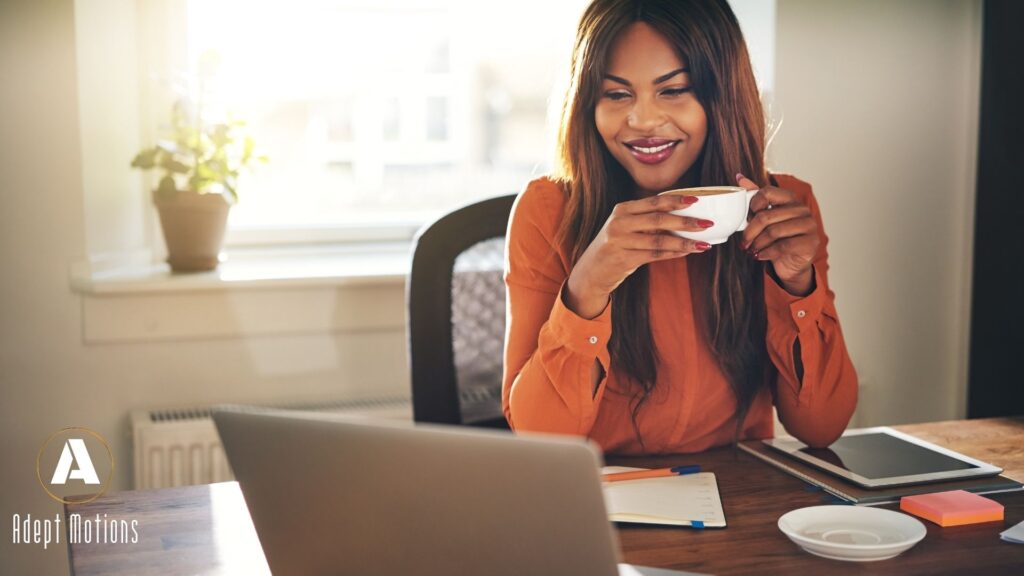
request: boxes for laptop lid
[213,409,621,576]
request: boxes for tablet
[763,427,1003,488]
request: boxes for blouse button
[588,336,598,344]
[796,310,807,318]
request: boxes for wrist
[565,274,610,320]
[776,267,815,297]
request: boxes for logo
[51,439,101,485]
[14,427,136,550]
[36,427,114,505]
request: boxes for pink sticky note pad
[900,490,1004,527]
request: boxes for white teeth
[631,142,676,154]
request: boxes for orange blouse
[501,175,857,454]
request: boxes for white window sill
[70,241,413,295]
[70,242,414,343]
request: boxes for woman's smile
[623,137,681,165]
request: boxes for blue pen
[670,465,701,475]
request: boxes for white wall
[772,0,981,426]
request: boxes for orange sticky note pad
[900,490,1004,527]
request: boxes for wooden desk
[65,418,1024,575]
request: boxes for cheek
[688,105,708,147]
[593,104,620,146]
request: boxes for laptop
[213,409,700,576]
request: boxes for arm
[765,267,858,447]
[760,180,858,447]
[503,280,614,435]
[502,180,713,435]
[501,182,613,435]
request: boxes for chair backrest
[407,193,517,428]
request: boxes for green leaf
[130,148,158,169]
[159,155,190,174]
[138,92,264,202]
[196,163,217,181]
[241,136,255,163]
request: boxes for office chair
[407,193,518,428]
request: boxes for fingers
[750,236,817,266]
[735,172,797,214]
[736,173,759,192]
[746,215,816,255]
[617,193,698,215]
[604,233,710,269]
[626,211,714,234]
[735,173,814,263]
[627,241,711,264]
[749,187,796,214]
[740,205,811,248]
[616,230,710,253]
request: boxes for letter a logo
[50,438,101,485]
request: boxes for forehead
[605,21,686,79]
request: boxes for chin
[632,171,685,194]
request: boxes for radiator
[130,396,413,490]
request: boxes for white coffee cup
[658,186,757,245]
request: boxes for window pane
[184,0,590,233]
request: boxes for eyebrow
[604,67,688,87]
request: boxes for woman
[502,0,857,454]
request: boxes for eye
[602,90,631,101]
[661,87,692,97]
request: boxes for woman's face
[595,22,707,195]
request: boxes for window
[175,0,774,246]
[181,0,590,244]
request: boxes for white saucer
[778,505,927,562]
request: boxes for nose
[627,96,666,131]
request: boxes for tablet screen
[798,432,978,479]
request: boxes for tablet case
[738,440,1023,505]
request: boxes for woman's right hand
[564,194,713,319]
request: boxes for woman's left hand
[736,173,818,296]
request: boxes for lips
[624,138,680,165]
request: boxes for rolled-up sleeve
[502,180,614,435]
[766,178,858,448]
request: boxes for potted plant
[130,100,265,272]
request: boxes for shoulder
[509,176,569,240]
[506,177,572,281]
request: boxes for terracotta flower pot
[154,191,231,272]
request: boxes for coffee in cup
[658,186,756,245]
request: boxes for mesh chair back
[451,238,506,423]
[408,194,517,427]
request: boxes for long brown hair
[552,0,771,445]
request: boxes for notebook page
[602,467,725,527]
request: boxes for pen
[601,465,701,483]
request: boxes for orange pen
[601,465,701,483]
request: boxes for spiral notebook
[601,467,727,528]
